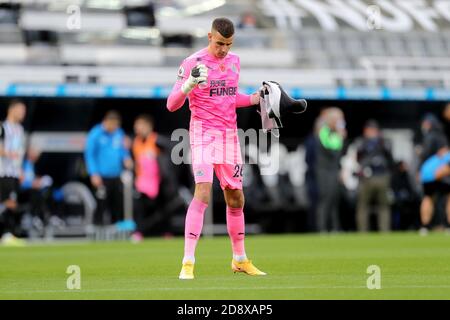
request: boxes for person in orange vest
[131,114,161,242]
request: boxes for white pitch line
[2,285,450,295]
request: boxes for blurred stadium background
[0,0,449,241]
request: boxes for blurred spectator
[0,100,27,246]
[443,102,450,140]
[355,120,394,232]
[417,112,449,234]
[391,161,420,230]
[419,113,446,165]
[131,114,161,242]
[238,12,258,29]
[18,147,53,235]
[304,134,318,232]
[434,102,450,185]
[419,138,450,234]
[304,108,328,232]
[84,110,133,226]
[132,114,186,239]
[315,107,346,232]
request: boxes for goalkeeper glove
[181,64,208,94]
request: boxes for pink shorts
[192,163,243,190]
[191,140,243,190]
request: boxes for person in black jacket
[355,120,394,232]
[315,107,347,232]
[391,161,420,230]
[443,103,450,140]
[420,113,445,165]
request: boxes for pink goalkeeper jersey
[167,48,253,165]
[167,48,252,135]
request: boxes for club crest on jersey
[195,170,204,177]
[231,63,238,73]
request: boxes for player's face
[103,119,120,133]
[134,119,152,138]
[444,104,450,121]
[208,30,233,59]
[364,126,379,138]
[11,103,26,122]
[421,120,431,132]
[27,148,41,162]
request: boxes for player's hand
[4,151,20,159]
[123,158,134,170]
[4,199,17,210]
[250,92,260,105]
[435,164,450,180]
[90,175,103,188]
[181,64,208,94]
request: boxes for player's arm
[236,92,259,108]
[319,125,344,151]
[166,62,208,112]
[0,129,3,157]
[0,122,6,157]
[18,128,26,161]
[84,129,99,177]
[120,131,133,170]
[435,162,450,180]
[85,129,105,187]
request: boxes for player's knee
[194,192,210,204]
[226,193,245,208]
[194,183,212,204]
[228,199,244,208]
[195,194,210,204]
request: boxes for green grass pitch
[1,233,450,299]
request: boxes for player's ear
[208,32,212,43]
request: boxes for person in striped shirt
[0,100,27,246]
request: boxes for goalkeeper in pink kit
[167,17,265,279]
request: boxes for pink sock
[226,206,246,256]
[184,198,208,261]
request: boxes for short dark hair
[364,119,379,129]
[135,114,154,126]
[212,17,234,38]
[8,99,25,110]
[103,110,121,122]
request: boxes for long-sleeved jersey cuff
[236,93,253,108]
